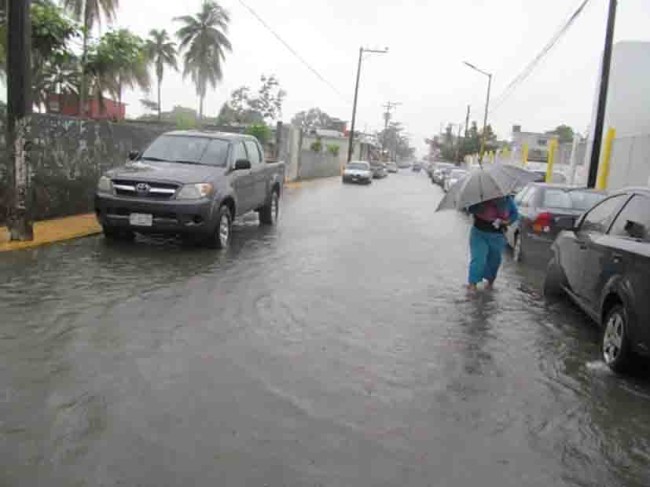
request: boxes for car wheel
[259,190,279,226]
[543,257,566,299]
[602,304,635,373]
[206,205,232,249]
[103,225,134,242]
[513,233,524,263]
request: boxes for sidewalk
[0,214,101,252]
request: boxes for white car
[342,161,373,185]
[444,169,468,192]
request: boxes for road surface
[1,172,649,486]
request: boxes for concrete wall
[298,151,341,180]
[0,114,165,224]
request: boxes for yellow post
[521,143,529,166]
[596,128,616,190]
[546,139,558,183]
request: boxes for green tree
[547,124,574,143]
[146,29,178,121]
[175,0,232,119]
[247,74,286,122]
[93,29,150,106]
[62,0,119,116]
[291,107,334,132]
[246,123,271,145]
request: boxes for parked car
[95,130,284,248]
[370,162,388,179]
[544,188,650,373]
[506,184,607,263]
[443,169,468,192]
[386,162,399,173]
[432,163,455,185]
[342,161,373,185]
[531,170,567,184]
[412,162,422,172]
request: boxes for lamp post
[347,46,388,163]
[463,61,492,163]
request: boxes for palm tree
[146,29,178,121]
[175,1,232,119]
[62,0,119,116]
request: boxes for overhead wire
[237,0,349,103]
[489,0,593,114]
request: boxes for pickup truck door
[230,141,255,215]
[244,140,268,209]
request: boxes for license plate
[129,213,153,227]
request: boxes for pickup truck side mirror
[128,150,140,161]
[234,159,252,170]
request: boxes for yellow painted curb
[0,213,101,252]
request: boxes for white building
[585,41,650,189]
[510,125,557,162]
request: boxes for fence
[0,114,165,224]
[297,151,341,180]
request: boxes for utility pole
[587,0,617,188]
[463,61,493,164]
[464,105,471,138]
[347,46,388,163]
[7,0,33,241]
[381,101,401,155]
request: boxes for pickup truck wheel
[259,190,279,226]
[602,304,635,374]
[103,225,134,242]
[206,205,232,249]
[543,257,565,299]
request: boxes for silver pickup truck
[95,130,285,248]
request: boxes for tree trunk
[157,75,162,121]
[199,94,204,120]
[78,10,90,118]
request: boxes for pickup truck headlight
[176,183,214,200]
[97,176,113,193]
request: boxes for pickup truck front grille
[112,179,179,200]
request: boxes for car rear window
[347,163,368,170]
[542,189,605,211]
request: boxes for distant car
[412,163,422,172]
[433,163,455,185]
[342,161,373,184]
[544,187,650,373]
[531,170,567,184]
[506,184,607,263]
[443,169,468,192]
[370,163,388,179]
[386,162,398,173]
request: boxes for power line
[490,0,593,114]
[237,0,349,103]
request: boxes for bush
[246,123,271,144]
[310,139,322,152]
[175,112,197,130]
[326,144,340,156]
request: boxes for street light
[463,61,493,163]
[347,46,389,163]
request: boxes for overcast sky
[106,0,650,153]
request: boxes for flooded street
[1,173,649,486]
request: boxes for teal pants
[468,226,506,285]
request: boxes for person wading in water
[466,195,519,292]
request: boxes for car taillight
[533,212,553,233]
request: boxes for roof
[527,182,606,192]
[163,130,257,141]
[612,186,650,196]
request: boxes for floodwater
[1,172,649,486]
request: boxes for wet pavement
[1,172,649,486]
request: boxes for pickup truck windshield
[141,135,230,167]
